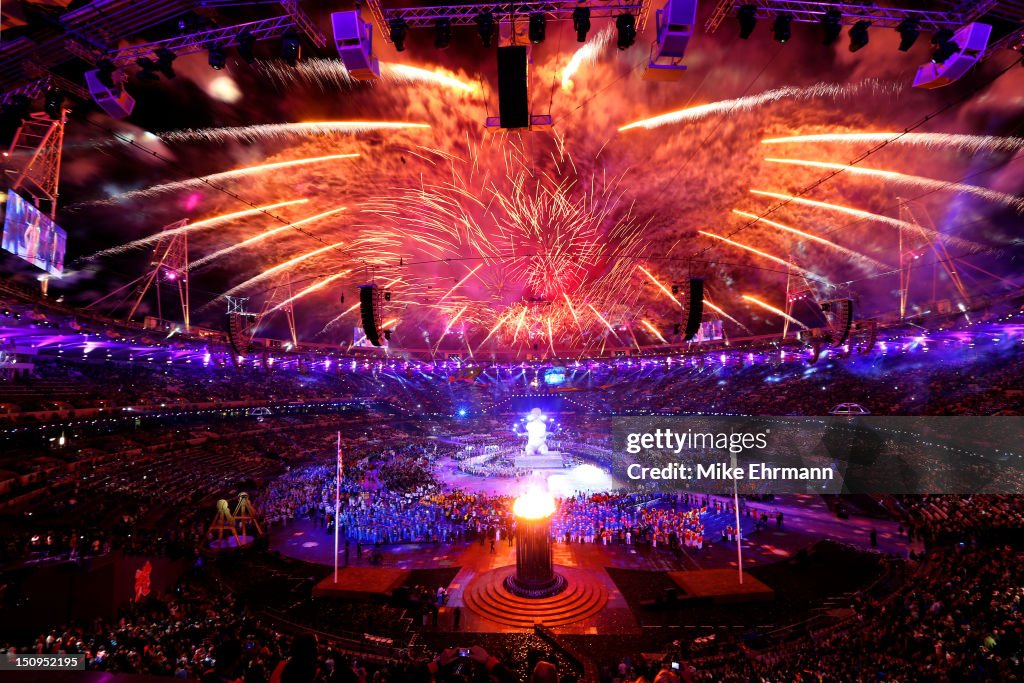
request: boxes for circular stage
[462,564,609,629]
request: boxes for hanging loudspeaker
[683,278,704,341]
[359,284,382,346]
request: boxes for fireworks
[761,132,1024,154]
[741,295,808,330]
[640,319,668,344]
[72,37,1019,353]
[194,207,348,272]
[217,240,346,296]
[763,158,1024,212]
[636,265,683,307]
[268,270,352,314]
[730,210,889,271]
[256,57,353,90]
[383,64,481,95]
[81,155,360,206]
[698,230,828,283]
[359,138,650,352]
[561,27,613,91]
[618,80,899,132]
[748,190,981,251]
[160,121,430,144]
[90,199,309,257]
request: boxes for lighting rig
[0,1,325,120]
[705,1,1022,88]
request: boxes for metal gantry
[86,219,192,333]
[366,0,653,44]
[3,112,67,220]
[705,0,1000,34]
[1,1,324,103]
[97,15,303,68]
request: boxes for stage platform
[515,452,564,470]
[312,567,410,599]
[667,569,775,604]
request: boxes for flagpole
[334,430,341,583]
[731,451,743,585]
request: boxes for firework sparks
[702,298,750,333]
[636,265,683,307]
[618,80,898,132]
[360,140,649,351]
[561,27,613,91]
[730,209,889,270]
[742,294,808,329]
[438,264,484,303]
[587,304,623,343]
[81,154,361,206]
[194,207,348,272]
[160,121,430,144]
[218,241,346,295]
[698,230,829,283]
[90,199,310,257]
[256,57,353,90]
[640,319,668,343]
[320,302,362,334]
[748,189,980,250]
[269,270,352,314]
[761,132,1024,154]
[764,158,1024,211]
[383,64,481,94]
[433,305,468,354]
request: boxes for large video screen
[692,319,724,342]
[1,191,66,276]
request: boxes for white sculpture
[524,408,549,456]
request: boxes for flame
[513,489,557,520]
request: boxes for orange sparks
[640,319,668,344]
[698,230,827,283]
[741,294,808,329]
[219,241,345,293]
[269,270,352,313]
[763,158,1024,211]
[637,265,682,307]
[438,264,484,303]
[587,304,622,342]
[199,207,348,274]
[731,209,887,270]
[92,199,310,257]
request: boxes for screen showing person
[1,191,67,276]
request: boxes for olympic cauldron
[504,489,567,598]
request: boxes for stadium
[0,1,1022,681]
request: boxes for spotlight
[529,13,546,44]
[155,48,177,78]
[616,13,637,50]
[136,57,161,81]
[821,9,842,46]
[931,29,958,63]
[849,20,870,52]
[43,88,65,120]
[773,14,792,43]
[434,17,452,49]
[281,31,301,65]
[896,18,920,52]
[208,44,227,70]
[572,5,591,42]
[97,59,118,89]
[0,94,31,149]
[237,29,257,63]
[475,11,495,48]
[737,4,757,40]
[389,17,409,51]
